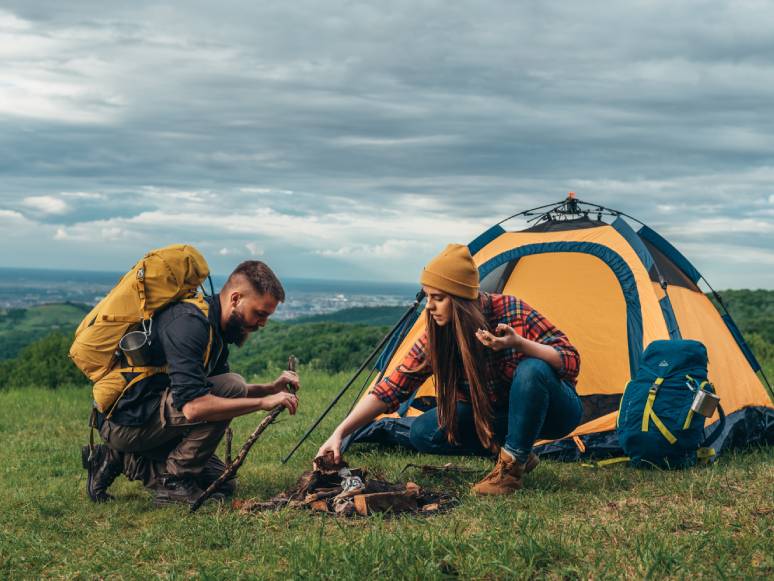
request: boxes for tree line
[1,291,772,390]
[0,321,391,389]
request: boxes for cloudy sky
[1,1,773,287]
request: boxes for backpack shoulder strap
[203,325,214,367]
[181,294,215,367]
[641,377,678,445]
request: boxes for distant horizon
[0,265,420,314]
[0,265,419,287]
[0,264,771,293]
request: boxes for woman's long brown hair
[425,295,496,451]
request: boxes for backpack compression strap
[136,262,149,320]
[641,377,678,445]
[103,324,215,420]
[104,366,168,420]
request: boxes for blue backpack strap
[641,377,678,445]
[700,403,726,449]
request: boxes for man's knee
[513,358,556,394]
[208,373,248,399]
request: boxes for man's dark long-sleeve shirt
[104,294,229,426]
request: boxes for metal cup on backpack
[119,319,154,367]
[691,388,720,418]
[686,376,720,418]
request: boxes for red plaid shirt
[371,293,580,413]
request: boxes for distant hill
[1,292,772,376]
[229,320,391,374]
[712,289,774,344]
[0,303,90,360]
[290,306,408,326]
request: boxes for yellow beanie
[420,243,479,299]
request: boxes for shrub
[0,332,87,389]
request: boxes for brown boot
[472,448,539,496]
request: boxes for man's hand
[270,370,300,394]
[475,324,524,352]
[262,391,299,415]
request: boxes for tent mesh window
[641,239,700,291]
[522,216,606,233]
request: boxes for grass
[0,369,772,580]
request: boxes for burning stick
[191,355,299,513]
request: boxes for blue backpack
[617,340,726,468]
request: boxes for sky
[0,1,773,288]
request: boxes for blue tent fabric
[468,224,505,255]
[611,216,654,272]
[659,296,682,340]
[638,225,702,284]
[349,406,774,461]
[533,406,774,461]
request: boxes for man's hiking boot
[472,448,539,496]
[153,475,224,507]
[81,444,123,503]
[197,454,237,498]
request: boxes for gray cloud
[0,1,773,288]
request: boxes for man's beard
[223,309,253,347]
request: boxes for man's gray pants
[99,373,248,490]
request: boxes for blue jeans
[408,358,583,462]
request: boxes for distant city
[0,267,417,320]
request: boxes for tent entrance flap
[498,252,631,396]
[480,242,643,382]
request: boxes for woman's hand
[311,394,388,468]
[316,431,344,466]
[475,324,524,351]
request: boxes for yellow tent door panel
[500,252,629,396]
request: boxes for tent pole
[336,300,421,454]
[281,291,425,464]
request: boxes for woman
[317,244,582,495]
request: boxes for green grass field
[1,371,772,580]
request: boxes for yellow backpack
[70,244,213,415]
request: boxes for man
[82,260,300,506]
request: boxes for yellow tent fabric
[667,286,771,410]
[352,203,773,459]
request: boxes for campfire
[234,453,458,517]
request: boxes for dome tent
[284,195,773,463]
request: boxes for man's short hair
[225,261,285,302]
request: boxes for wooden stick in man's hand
[190,355,299,512]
